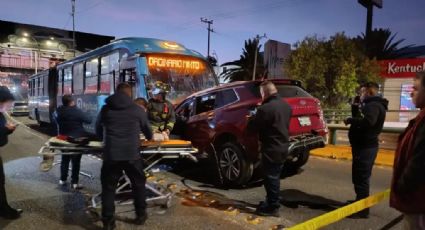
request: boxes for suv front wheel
[218,142,253,186]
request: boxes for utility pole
[252,33,266,81]
[71,0,76,57]
[201,18,214,58]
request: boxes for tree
[354,28,415,60]
[220,39,265,82]
[285,33,381,108]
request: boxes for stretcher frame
[38,139,198,210]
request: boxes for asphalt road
[0,115,404,230]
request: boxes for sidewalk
[310,145,395,167]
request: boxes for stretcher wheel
[160,195,173,209]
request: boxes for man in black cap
[96,83,153,230]
[0,86,22,219]
[345,82,388,218]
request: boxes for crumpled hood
[364,96,389,110]
[105,92,133,110]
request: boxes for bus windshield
[145,55,218,104]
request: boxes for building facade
[0,20,114,100]
[380,58,425,122]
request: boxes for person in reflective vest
[147,81,175,140]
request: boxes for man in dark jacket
[390,71,425,229]
[344,82,388,218]
[0,86,22,219]
[96,83,153,230]
[247,81,292,217]
[56,95,92,189]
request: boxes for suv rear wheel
[218,142,253,186]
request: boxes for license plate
[298,116,311,126]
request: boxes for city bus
[28,37,218,133]
[28,68,57,125]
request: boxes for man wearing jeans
[96,83,153,230]
[56,95,91,189]
[247,81,291,217]
[345,82,388,218]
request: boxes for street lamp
[252,33,266,81]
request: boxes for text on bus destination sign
[148,56,203,70]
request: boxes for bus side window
[100,52,119,94]
[58,69,63,96]
[73,63,84,95]
[85,58,98,94]
[63,67,72,95]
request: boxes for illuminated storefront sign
[379,58,425,78]
[147,56,203,70]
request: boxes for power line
[76,0,105,14]
[62,15,72,30]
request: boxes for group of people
[246,77,424,230]
[57,82,175,229]
[0,73,424,229]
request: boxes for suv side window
[195,93,216,114]
[177,99,195,119]
[215,89,238,108]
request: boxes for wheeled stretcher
[38,137,198,210]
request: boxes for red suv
[173,79,327,186]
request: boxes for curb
[310,145,394,167]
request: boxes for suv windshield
[146,55,218,104]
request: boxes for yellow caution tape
[287,189,391,230]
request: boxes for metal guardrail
[327,123,405,145]
[324,109,419,124]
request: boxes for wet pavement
[0,115,404,230]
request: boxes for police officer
[147,82,175,140]
[96,83,153,230]
[247,81,292,217]
[0,86,22,219]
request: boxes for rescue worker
[96,83,153,230]
[344,82,388,218]
[0,86,22,219]
[247,81,292,217]
[147,81,175,140]
[55,95,92,190]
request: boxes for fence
[324,109,419,124]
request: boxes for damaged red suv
[173,79,327,186]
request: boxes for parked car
[173,79,327,186]
[10,101,29,116]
